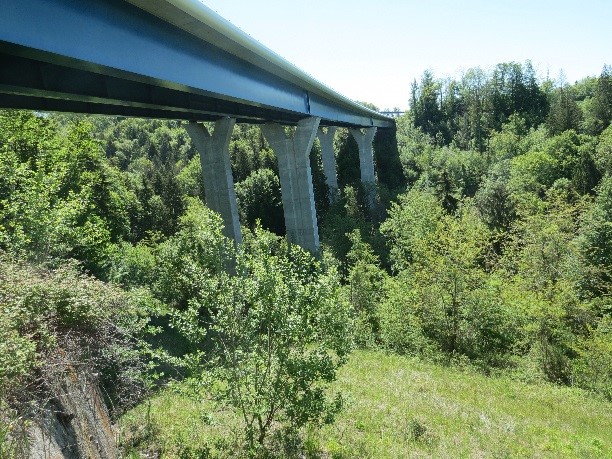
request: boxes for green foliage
[474,162,516,233]
[229,124,276,183]
[410,70,448,143]
[0,111,132,276]
[153,198,230,313]
[122,350,612,459]
[572,316,612,400]
[577,175,612,297]
[108,241,157,289]
[345,230,387,347]
[381,188,444,272]
[588,64,612,135]
[396,113,434,186]
[176,227,352,454]
[407,62,548,150]
[176,154,204,198]
[99,118,195,169]
[488,114,530,161]
[496,191,591,383]
[593,124,612,175]
[547,85,584,135]
[378,277,434,357]
[235,168,284,235]
[382,199,521,366]
[0,256,155,410]
[320,185,387,270]
[509,149,561,199]
[3,60,612,457]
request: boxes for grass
[120,350,612,458]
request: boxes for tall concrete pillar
[349,127,378,185]
[316,126,339,203]
[185,118,242,244]
[350,127,378,209]
[261,117,321,253]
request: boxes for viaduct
[0,0,395,253]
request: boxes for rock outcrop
[27,369,117,459]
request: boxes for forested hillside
[1,62,611,457]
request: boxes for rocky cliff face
[27,369,117,459]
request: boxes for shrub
[174,228,352,455]
[345,230,387,347]
[153,197,230,312]
[572,315,612,400]
[0,255,155,419]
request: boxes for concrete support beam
[349,127,378,185]
[316,126,339,203]
[185,118,242,244]
[261,117,321,253]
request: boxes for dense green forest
[1,62,611,457]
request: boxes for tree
[547,85,584,135]
[0,112,131,276]
[456,68,491,152]
[488,114,529,161]
[382,197,520,365]
[488,61,548,131]
[235,168,285,235]
[498,187,587,383]
[474,163,516,233]
[346,230,387,347]
[153,198,229,312]
[591,64,612,134]
[381,187,444,273]
[593,124,612,175]
[577,175,612,297]
[410,71,448,142]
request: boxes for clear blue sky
[201,0,611,110]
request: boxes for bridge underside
[0,44,313,125]
[1,0,393,252]
[0,0,391,128]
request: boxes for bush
[345,230,387,347]
[381,196,523,367]
[174,227,352,455]
[153,197,230,312]
[572,315,612,400]
[0,255,154,418]
[378,276,435,357]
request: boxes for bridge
[1,0,395,252]
[380,111,405,118]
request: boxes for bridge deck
[0,0,393,128]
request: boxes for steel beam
[0,0,394,129]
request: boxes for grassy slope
[120,350,612,458]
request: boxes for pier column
[316,126,339,203]
[349,127,378,208]
[261,117,321,253]
[185,118,242,243]
[349,127,378,185]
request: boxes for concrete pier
[316,126,339,203]
[261,117,321,253]
[349,127,378,185]
[350,127,378,209]
[185,118,242,243]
